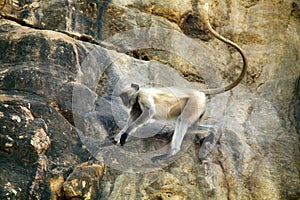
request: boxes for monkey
[111,2,248,162]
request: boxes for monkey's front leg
[111,116,134,145]
[114,109,153,145]
[113,127,129,146]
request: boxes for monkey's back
[138,87,206,120]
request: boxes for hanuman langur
[112,2,248,162]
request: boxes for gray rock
[0,20,104,200]
[0,91,92,199]
[296,76,300,134]
[1,0,300,199]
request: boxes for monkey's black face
[119,85,139,108]
[120,92,130,107]
[120,87,138,108]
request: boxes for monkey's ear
[131,83,139,91]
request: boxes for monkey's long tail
[200,2,248,96]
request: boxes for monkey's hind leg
[151,118,189,162]
[151,97,204,162]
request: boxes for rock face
[296,76,300,134]
[0,0,300,200]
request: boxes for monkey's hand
[113,129,128,146]
[119,132,128,146]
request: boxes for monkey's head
[119,83,139,108]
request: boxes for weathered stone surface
[0,20,105,199]
[0,91,91,199]
[63,162,105,200]
[0,0,300,200]
[296,76,300,134]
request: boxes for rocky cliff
[0,0,299,199]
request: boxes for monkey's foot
[151,149,179,162]
[151,154,171,162]
[200,132,214,145]
[199,132,215,159]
